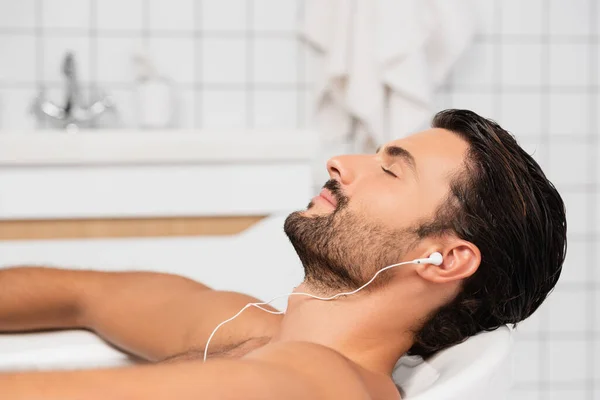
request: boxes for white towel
[301,0,477,154]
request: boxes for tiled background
[442,2,598,398]
[0,0,310,130]
[0,0,598,398]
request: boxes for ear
[416,241,480,284]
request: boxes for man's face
[284,128,470,292]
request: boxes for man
[0,110,566,399]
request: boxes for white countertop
[0,130,318,219]
[0,130,318,166]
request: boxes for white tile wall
[597,193,600,236]
[41,0,90,30]
[96,37,143,83]
[201,38,247,84]
[0,1,597,398]
[549,0,592,36]
[500,0,543,36]
[546,289,588,334]
[178,87,195,129]
[516,136,545,161]
[0,88,37,129]
[148,37,195,84]
[0,0,36,29]
[148,0,195,32]
[451,41,495,88]
[559,240,589,284]
[499,93,543,136]
[597,126,600,179]
[253,0,298,32]
[201,89,247,130]
[0,0,302,129]
[252,38,298,84]
[595,300,600,330]
[548,93,590,136]
[501,43,543,87]
[472,0,497,36]
[433,90,451,113]
[547,339,590,383]
[547,140,591,186]
[253,89,297,129]
[301,44,321,85]
[510,390,539,400]
[0,35,35,83]
[594,240,600,284]
[298,88,311,128]
[549,389,589,400]
[96,0,144,32]
[561,191,590,236]
[549,43,590,87]
[108,88,136,127]
[201,0,247,32]
[449,92,495,121]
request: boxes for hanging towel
[301,0,477,153]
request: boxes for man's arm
[0,342,374,400]
[0,267,281,361]
[0,359,322,400]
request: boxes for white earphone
[203,252,444,361]
[414,251,443,266]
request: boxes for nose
[326,155,355,185]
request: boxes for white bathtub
[0,213,304,371]
[0,214,513,399]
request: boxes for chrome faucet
[31,52,115,130]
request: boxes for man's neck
[270,282,419,375]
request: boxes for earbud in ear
[413,252,443,266]
[428,252,443,266]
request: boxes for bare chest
[160,338,401,399]
[159,336,272,364]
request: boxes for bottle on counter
[132,50,178,129]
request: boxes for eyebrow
[376,145,418,176]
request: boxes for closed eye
[381,166,397,178]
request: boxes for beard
[284,180,414,294]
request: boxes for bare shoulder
[245,341,395,400]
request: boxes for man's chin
[302,207,328,217]
[288,207,326,223]
[302,201,336,217]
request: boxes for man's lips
[318,188,337,208]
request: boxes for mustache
[323,179,348,210]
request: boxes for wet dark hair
[407,109,567,358]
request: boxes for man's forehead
[381,128,469,176]
[386,128,469,157]
[384,128,457,147]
